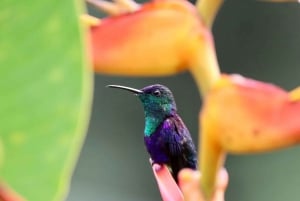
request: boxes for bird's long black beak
[107,85,143,94]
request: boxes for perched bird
[108,84,197,182]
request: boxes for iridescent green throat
[144,115,164,137]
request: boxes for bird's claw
[150,158,165,171]
[149,158,154,166]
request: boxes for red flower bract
[90,0,207,76]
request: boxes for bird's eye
[153,89,161,96]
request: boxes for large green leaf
[0,0,92,200]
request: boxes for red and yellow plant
[86,0,300,200]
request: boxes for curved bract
[200,74,300,198]
[204,74,300,152]
[91,0,208,76]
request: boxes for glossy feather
[108,84,197,182]
[144,114,197,181]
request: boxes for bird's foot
[149,158,163,171]
[149,158,155,166]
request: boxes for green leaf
[0,0,92,200]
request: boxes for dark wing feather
[161,114,197,182]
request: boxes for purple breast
[144,130,169,164]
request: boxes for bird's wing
[161,116,197,181]
[162,115,197,167]
[161,118,183,156]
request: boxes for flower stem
[195,0,224,28]
[188,22,222,199]
[189,30,221,97]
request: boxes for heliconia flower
[199,74,300,198]
[88,0,222,199]
[87,0,300,200]
[90,0,217,79]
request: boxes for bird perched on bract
[108,84,197,182]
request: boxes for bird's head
[107,84,177,117]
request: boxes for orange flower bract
[199,74,300,198]
[203,74,300,152]
[91,0,207,76]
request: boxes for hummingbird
[107,84,197,182]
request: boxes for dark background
[67,1,300,201]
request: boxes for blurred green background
[67,1,300,201]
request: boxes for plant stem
[195,0,224,28]
[188,22,222,200]
[189,31,221,97]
